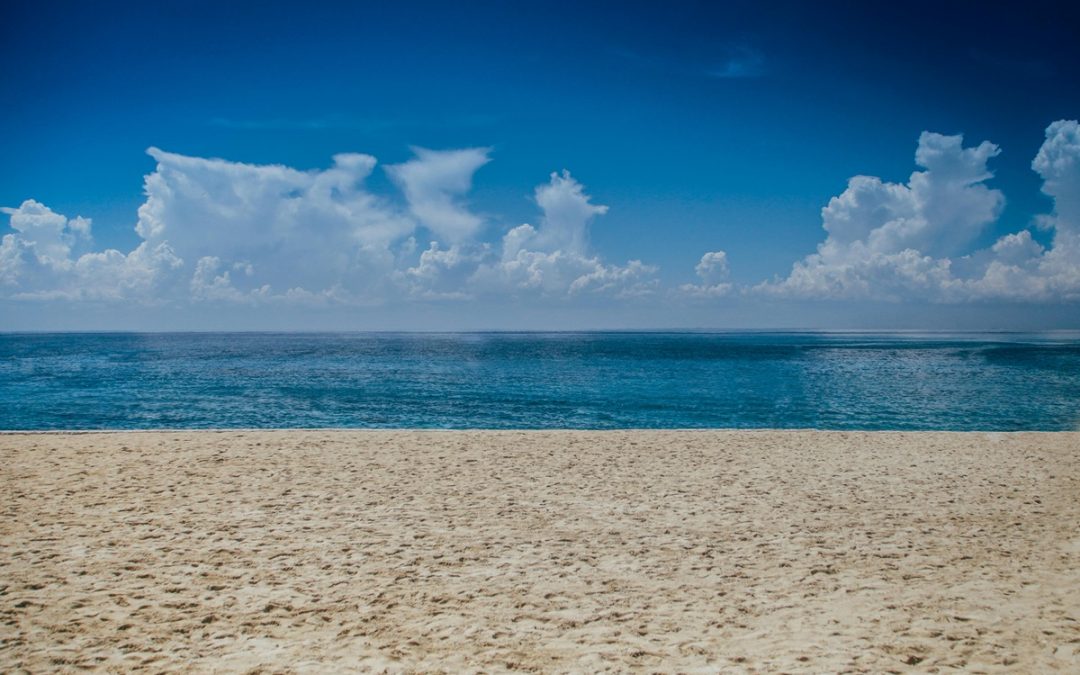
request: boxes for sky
[2,0,1080,330]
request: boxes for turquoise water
[1,332,1079,430]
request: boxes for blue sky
[2,0,1080,329]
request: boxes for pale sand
[2,431,1079,673]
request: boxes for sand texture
[2,430,1079,673]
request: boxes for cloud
[0,199,89,278]
[189,256,270,303]
[753,121,1080,303]
[2,148,425,303]
[816,132,1003,258]
[2,148,653,307]
[132,146,416,303]
[393,242,485,301]
[529,170,610,255]
[5,122,1079,317]
[754,130,998,300]
[1023,119,1080,299]
[477,172,655,298]
[708,46,766,79]
[695,251,729,282]
[386,147,491,243]
[404,171,657,299]
[1033,120,1080,236]
[677,251,733,298]
[0,199,181,301]
[472,245,657,299]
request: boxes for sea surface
[1,332,1079,431]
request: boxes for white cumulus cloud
[402,171,657,299]
[753,121,1080,303]
[6,122,1079,317]
[678,251,732,298]
[529,170,609,255]
[2,148,655,307]
[0,199,181,301]
[135,147,415,301]
[471,171,656,298]
[1022,119,1080,299]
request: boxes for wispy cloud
[707,46,766,79]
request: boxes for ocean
[1,332,1079,431]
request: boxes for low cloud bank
[3,120,1079,312]
[1,150,654,306]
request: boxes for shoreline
[1,427,1075,434]
[3,430,1079,671]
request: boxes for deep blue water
[1,332,1079,431]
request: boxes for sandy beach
[2,430,1078,673]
